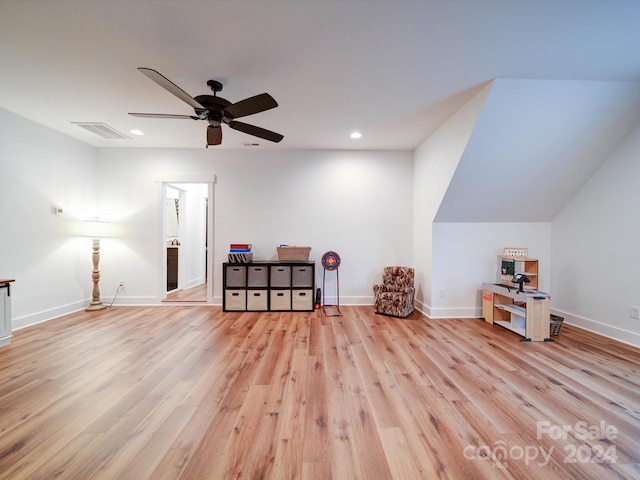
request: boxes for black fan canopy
[129,68,283,147]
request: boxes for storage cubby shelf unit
[497,256,539,290]
[223,261,315,312]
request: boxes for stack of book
[228,243,253,263]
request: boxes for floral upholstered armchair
[373,266,415,318]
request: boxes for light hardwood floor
[0,306,638,479]
[163,283,208,302]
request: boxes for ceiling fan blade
[138,67,205,111]
[228,121,283,143]
[224,93,278,119]
[207,125,222,145]
[129,112,200,120]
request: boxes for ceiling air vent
[72,122,130,140]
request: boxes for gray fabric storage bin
[248,265,269,287]
[270,265,291,287]
[225,265,246,287]
[292,265,313,287]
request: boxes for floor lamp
[84,219,111,311]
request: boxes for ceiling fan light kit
[129,67,283,147]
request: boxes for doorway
[158,178,215,304]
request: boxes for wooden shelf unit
[223,261,315,312]
[497,256,539,290]
[482,282,550,341]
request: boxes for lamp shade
[83,219,111,238]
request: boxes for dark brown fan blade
[228,121,283,143]
[129,113,201,120]
[138,67,205,111]
[223,93,278,119]
[207,125,222,145]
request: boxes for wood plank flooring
[0,306,639,479]
[163,283,207,302]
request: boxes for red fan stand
[321,251,342,317]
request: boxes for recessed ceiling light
[350,131,362,139]
[130,129,144,136]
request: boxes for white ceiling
[1,0,639,151]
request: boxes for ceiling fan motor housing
[194,95,232,126]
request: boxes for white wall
[0,107,98,327]
[1,105,413,327]
[413,83,492,314]
[4,99,638,350]
[552,123,640,346]
[411,79,640,348]
[431,222,551,318]
[412,82,553,320]
[96,148,414,305]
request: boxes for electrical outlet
[440,288,446,298]
[630,306,640,320]
[118,280,125,289]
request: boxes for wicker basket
[277,246,311,262]
[550,314,564,336]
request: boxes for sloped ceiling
[434,79,640,222]
[0,1,639,150]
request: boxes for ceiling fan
[129,67,283,147]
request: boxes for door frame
[156,174,216,304]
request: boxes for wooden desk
[482,282,550,342]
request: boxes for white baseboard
[552,309,640,349]
[13,296,189,331]
[415,301,640,348]
[428,306,481,319]
[414,300,429,317]
[321,295,371,306]
[108,295,161,306]
[13,300,86,331]
[414,300,480,319]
